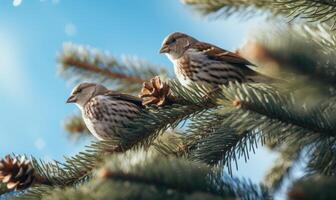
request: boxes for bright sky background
[0,0,287,194]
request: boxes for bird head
[66,82,108,107]
[159,32,197,60]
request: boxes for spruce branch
[61,55,145,83]
[215,83,336,179]
[276,0,336,28]
[58,43,168,93]
[241,24,336,91]
[6,83,217,195]
[182,0,336,28]
[190,126,261,175]
[181,0,276,18]
[7,80,335,197]
[173,105,261,171]
[182,108,264,174]
[146,82,336,177]
[263,144,302,192]
[151,110,234,158]
[218,83,336,137]
[151,132,187,157]
[13,185,53,200]
[181,110,231,155]
[33,154,270,200]
[167,82,336,177]
[199,83,333,149]
[306,138,336,176]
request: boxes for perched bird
[66,83,143,140]
[159,32,275,88]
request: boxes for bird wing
[104,91,144,107]
[84,95,141,140]
[191,42,255,67]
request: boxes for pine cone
[139,76,176,106]
[0,155,35,190]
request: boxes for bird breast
[173,49,205,88]
[82,95,140,140]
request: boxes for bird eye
[76,89,82,94]
[169,38,176,44]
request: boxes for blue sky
[0,0,281,187]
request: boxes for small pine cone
[0,155,35,190]
[139,76,176,106]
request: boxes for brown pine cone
[0,155,35,190]
[139,76,176,106]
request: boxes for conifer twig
[62,57,145,84]
[31,155,270,200]
[182,0,336,28]
[58,43,168,93]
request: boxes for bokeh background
[0,0,291,196]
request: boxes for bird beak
[66,95,76,103]
[159,45,169,54]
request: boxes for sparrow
[66,83,143,140]
[159,32,274,88]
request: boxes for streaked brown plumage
[66,83,142,140]
[159,32,274,88]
